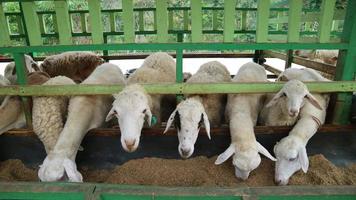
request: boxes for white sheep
[41,51,104,83]
[214,62,276,180]
[295,50,338,65]
[163,61,230,158]
[38,63,126,182]
[106,52,176,153]
[31,75,76,154]
[259,68,330,185]
[4,55,41,85]
[0,75,26,134]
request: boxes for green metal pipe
[0,43,349,54]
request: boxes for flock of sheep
[0,51,331,186]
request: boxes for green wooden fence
[0,0,355,126]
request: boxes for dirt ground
[0,154,355,186]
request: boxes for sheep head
[274,135,308,186]
[266,79,322,117]
[215,142,276,180]
[106,84,152,153]
[38,154,82,182]
[164,98,210,159]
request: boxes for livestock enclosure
[0,0,356,199]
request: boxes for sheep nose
[289,109,298,117]
[274,179,282,185]
[125,139,136,151]
[180,148,191,158]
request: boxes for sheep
[105,52,176,153]
[4,55,41,85]
[30,73,76,154]
[38,63,126,182]
[259,68,330,185]
[163,61,230,158]
[295,50,338,65]
[214,62,276,180]
[41,51,105,83]
[0,75,26,135]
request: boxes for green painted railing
[0,0,355,126]
[0,183,356,200]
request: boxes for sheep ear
[298,147,309,173]
[305,93,322,110]
[202,111,211,140]
[145,108,152,127]
[164,109,177,134]
[0,96,11,109]
[256,142,276,161]
[266,90,284,108]
[215,144,234,165]
[277,75,288,81]
[63,158,83,182]
[105,108,116,122]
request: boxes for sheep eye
[282,92,286,97]
[289,157,297,162]
[142,109,147,114]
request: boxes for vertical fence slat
[54,0,72,44]
[183,10,189,30]
[287,0,303,42]
[88,0,104,44]
[331,0,356,124]
[13,53,32,128]
[80,13,87,33]
[0,3,11,47]
[21,1,42,45]
[156,0,168,42]
[138,11,144,31]
[176,49,183,83]
[191,0,202,42]
[38,14,45,34]
[110,12,116,32]
[256,0,271,42]
[241,11,247,30]
[168,11,173,30]
[122,0,134,43]
[212,10,218,30]
[16,15,24,34]
[318,0,336,43]
[224,0,236,42]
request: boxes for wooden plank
[0,2,11,47]
[191,0,202,42]
[256,0,271,42]
[287,0,303,42]
[0,81,354,96]
[54,0,72,45]
[156,0,168,42]
[318,0,337,43]
[223,0,236,42]
[88,0,104,44]
[4,124,356,137]
[21,1,42,45]
[122,0,135,43]
[16,15,24,34]
[183,10,189,30]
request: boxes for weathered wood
[3,124,356,137]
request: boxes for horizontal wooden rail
[0,82,354,96]
[3,124,356,137]
[263,50,336,75]
[0,43,349,54]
